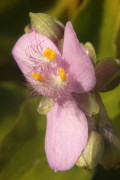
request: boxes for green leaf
[72,0,120,59]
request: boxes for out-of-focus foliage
[0,83,94,180]
[0,0,120,179]
[72,0,120,59]
[48,0,81,21]
[0,0,21,14]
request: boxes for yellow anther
[58,67,66,82]
[43,48,56,60]
[31,73,45,82]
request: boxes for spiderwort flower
[12,22,96,171]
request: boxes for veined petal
[45,97,88,171]
[62,22,96,93]
[12,31,61,76]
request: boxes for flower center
[31,72,45,82]
[31,67,66,84]
[43,48,56,61]
[58,67,66,82]
[31,67,67,99]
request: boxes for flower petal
[62,22,96,93]
[45,97,88,171]
[12,31,60,77]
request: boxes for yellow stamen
[43,48,56,60]
[31,73,45,82]
[58,67,66,82]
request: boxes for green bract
[76,131,104,169]
[37,97,53,115]
[84,42,97,65]
[29,13,64,43]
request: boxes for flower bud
[29,13,64,43]
[100,138,120,169]
[84,42,97,65]
[95,59,120,92]
[24,24,31,33]
[95,93,115,143]
[73,93,99,117]
[95,95,120,169]
[58,38,64,54]
[37,97,53,115]
[76,131,104,169]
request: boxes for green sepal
[37,97,53,115]
[76,131,104,169]
[29,13,64,43]
[84,42,97,65]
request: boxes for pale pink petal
[12,31,61,76]
[63,22,96,93]
[45,97,88,171]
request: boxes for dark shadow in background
[93,164,120,180]
[0,0,56,35]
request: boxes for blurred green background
[0,0,120,179]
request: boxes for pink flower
[12,22,96,171]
